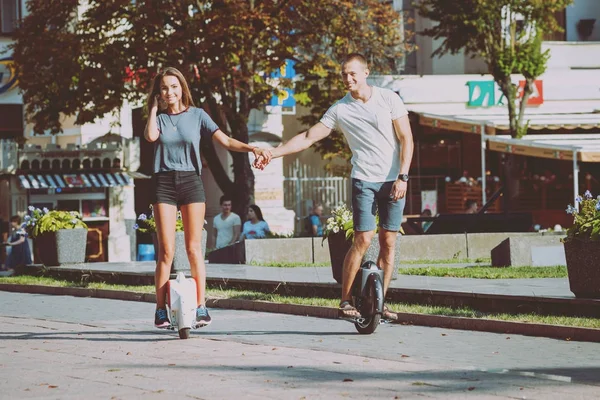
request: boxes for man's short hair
[10,215,21,224]
[465,200,477,209]
[220,195,232,205]
[342,53,368,69]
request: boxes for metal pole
[573,151,580,211]
[480,124,487,206]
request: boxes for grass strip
[1,275,597,329]
[401,265,567,279]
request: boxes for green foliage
[23,206,87,238]
[134,206,184,234]
[416,0,572,138]
[10,0,414,185]
[564,191,600,242]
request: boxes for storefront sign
[0,58,18,94]
[467,80,543,107]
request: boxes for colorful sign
[518,80,543,105]
[467,80,543,107]
[0,58,18,94]
[269,59,296,108]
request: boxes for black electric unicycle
[351,261,385,334]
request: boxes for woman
[240,205,270,240]
[144,67,271,329]
[4,215,32,270]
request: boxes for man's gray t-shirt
[154,107,219,175]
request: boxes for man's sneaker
[154,308,170,329]
[195,305,212,327]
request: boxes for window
[0,0,22,34]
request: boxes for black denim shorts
[153,171,206,206]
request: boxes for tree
[416,0,571,139]
[10,0,413,215]
[416,0,571,209]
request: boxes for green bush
[23,206,87,238]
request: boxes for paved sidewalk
[2,291,600,399]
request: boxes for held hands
[390,179,407,201]
[252,147,273,170]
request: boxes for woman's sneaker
[195,305,212,327]
[154,308,170,329]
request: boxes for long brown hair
[146,67,195,113]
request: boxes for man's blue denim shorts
[351,178,406,232]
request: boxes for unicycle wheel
[178,327,191,339]
[354,314,381,334]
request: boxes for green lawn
[0,275,596,329]
[401,265,567,279]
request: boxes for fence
[283,160,351,233]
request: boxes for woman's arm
[212,130,272,163]
[144,96,160,142]
[8,235,25,246]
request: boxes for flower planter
[153,230,208,272]
[328,232,400,284]
[34,228,88,266]
[563,239,600,299]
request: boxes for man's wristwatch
[398,174,409,182]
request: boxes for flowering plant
[22,206,88,238]
[564,190,600,242]
[134,206,184,234]
[324,203,354,240]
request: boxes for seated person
[240,205,270,240]
[421,208,433,232]
[4,215,32,270]
[307,202,324,237]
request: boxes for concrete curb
[1,283,599,343]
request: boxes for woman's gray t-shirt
[154,107,219,175]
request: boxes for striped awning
[18,172,138,190]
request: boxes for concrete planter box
[564,239,600,299]
[35,228,87,266]
[153,230,207,272]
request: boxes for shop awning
[17,172,146,190]
[486,134,600,162]
[408,101,600,135]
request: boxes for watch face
[400,174,409,181]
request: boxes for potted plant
[23,206,88,266]
[323,204,401,284]
[563,190,600,298]
[134,206,207,272]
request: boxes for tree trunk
[499,77,521,212]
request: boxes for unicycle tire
[178,327,191,339]
[354,314,381,334]
[353,271,384,335]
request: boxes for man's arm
[270,122,333,159]
[390,115,415,201]
[230,225,241,245]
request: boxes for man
[256,53,414,321]
[465,200,478,214]
[213,195,241,249]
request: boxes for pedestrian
[464,200,478,214]
[144,67,271,329]
[255,53,414,321]
[240,204,271,240]
[4,215,32,272]
[306,202,324,237]
[213,195,242,248]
